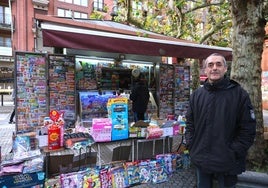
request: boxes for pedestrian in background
[9,88,15,124]
[185,53,256,188]
[130,74,150,122]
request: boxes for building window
[0,6,11,25]
[74,0,88,6]
[57,8,72,18]
[93,0,104,11]
[59,0,72,3]
[0,36,11,47]
[74,11,88,19]
[59,0,88,6]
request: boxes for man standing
[185,53,256,188]
[130,74,150,122]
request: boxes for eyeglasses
[206,62,224,69]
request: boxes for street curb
[237,171,268,188]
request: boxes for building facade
[2,1,268,103]
[0,0,13,89]
[0,0,115,90]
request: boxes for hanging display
[15,52,48,132]
[158,64,190,119]
[158,64,174,119]
[174,66,190,117]
[48,55,76,128]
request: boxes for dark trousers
[9,109,15,122]
[196,168,237,188]
[134,112,145,122]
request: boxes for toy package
[91,118,112,142]
[149,160,168,184]
[156,153,177,175]
[138,160,151,184]
[22,155,44,174]
[99,166,112,188]
[12,135,30,155]
[60,170,87,188]
[110,166,129,188]
[124,161,140,186]
[156,153,183,173]
[83,168,101,188]
[107,98,129,141]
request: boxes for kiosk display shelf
[14,52,78,132]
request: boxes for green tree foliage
[114,0,232,47]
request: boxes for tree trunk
[230,0,267,168]
[191,59,201,91]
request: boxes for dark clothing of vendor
[130,78,150,122]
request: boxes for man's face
[204,55,227,83]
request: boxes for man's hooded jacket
[185,76,256,175]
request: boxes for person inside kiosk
[130,74,150,122]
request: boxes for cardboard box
[264,127,268,132]
[46,149,97,176]
[47,153,74,176]
[132,120,150,127]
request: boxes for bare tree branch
[183,0,226,14]
[200,17,231,44]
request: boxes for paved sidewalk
[0,106,15,157]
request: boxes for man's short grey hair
[203,53,227,68]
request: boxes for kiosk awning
[41,22,232,60]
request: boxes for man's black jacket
[185,77,256,175]
[130,82,150,113]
